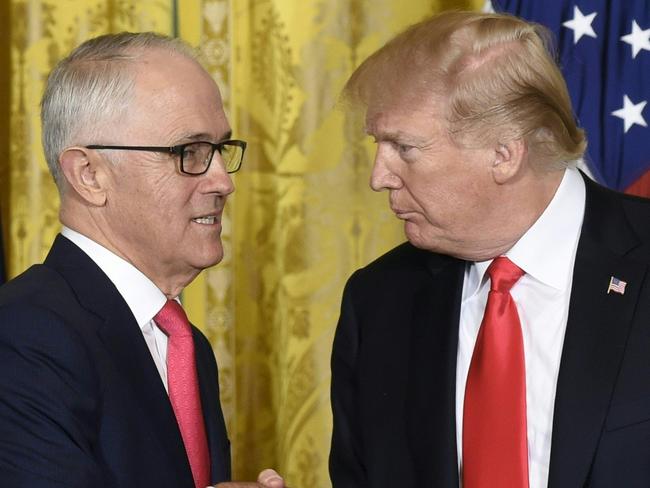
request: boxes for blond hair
[343,11,586,168]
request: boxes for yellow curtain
[2,0,481,486]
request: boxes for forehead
[365,99,447,141]
[126,49,230,140]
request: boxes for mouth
[192,215,219,225]
[391,207,417,221]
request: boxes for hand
[213,468,286,488]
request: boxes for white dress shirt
[456,167,586,488]
[61,227,170,391]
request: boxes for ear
[490,138,527,184]
[59,147,108,206]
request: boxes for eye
[182,145,198,158]
[391,141,415,155]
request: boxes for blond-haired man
[331,11,650,488]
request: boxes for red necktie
[463,257,529,488]
[155,300,210,488]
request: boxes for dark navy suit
[0,235,230,487]
[330,176,650,487]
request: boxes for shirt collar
[61,226,167,329]
[465,167,586,295]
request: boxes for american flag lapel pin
[607,276,627,295]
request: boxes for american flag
[486,0,650,196]
[607,276,627,295]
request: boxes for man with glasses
[0,32,284,488]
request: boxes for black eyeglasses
[86,139,247,175]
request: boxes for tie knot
[487,256,524,292]
[154,300,192,337]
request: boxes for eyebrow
[368,130,403,140]
[369,130,429,146]
[177,130,233,143]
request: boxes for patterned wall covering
[1,0,480,486]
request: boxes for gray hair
[41,32,198,191]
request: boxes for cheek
[112,171,187,228]
[411,180,477,229]
[409,178,453,212]
[140,171,190,214]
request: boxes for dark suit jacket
[330,176,650,487]
[0,235,231,487]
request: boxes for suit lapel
[548,179,648,487]
[406,253,464,488]
[98,304,193,484]
[194,329,231,483]
[45,236,194,485]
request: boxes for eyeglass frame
[85,139,247,175]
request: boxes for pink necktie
[463,257,529,488]
[155,300,210,488]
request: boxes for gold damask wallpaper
[0,0,481,486]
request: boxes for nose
[203,153,235,196]
[370,146,401,192]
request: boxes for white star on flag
[563,6,598,44]
[482,0,495,13]
[612,95,648,133]
[621,20,650,59]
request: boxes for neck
[458,168,565,262]
[60,204,197,298]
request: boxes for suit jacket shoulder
[347,242,461,302]
[581,175,650,260]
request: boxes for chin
[408,238,446,255]
[405,225,436,250]
[405,228,460,257]
[192,245,225,271]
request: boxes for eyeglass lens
[181,142,242,174]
